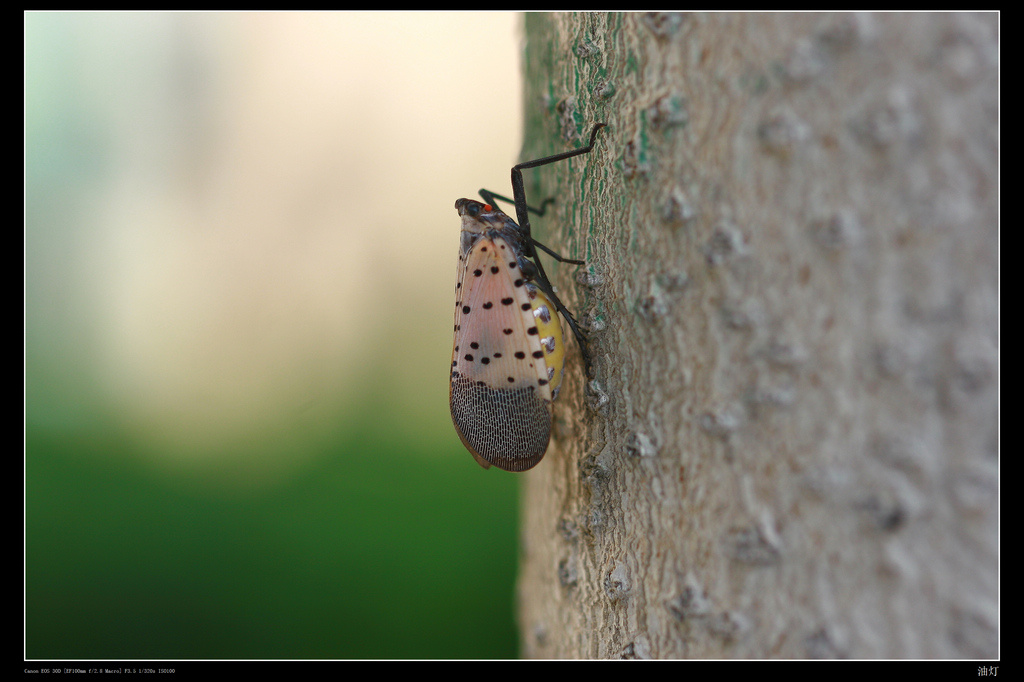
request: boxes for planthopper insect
[450,123,605,472]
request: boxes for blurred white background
[27,12,523,478]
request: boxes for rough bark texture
[516,13,998,659]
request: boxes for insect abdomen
[449,372,551,472]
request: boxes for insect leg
[509,123,606,243]
[509,123,605,378]
[478,190,554,217]
[562,309,592,376]
[532,238,584,266]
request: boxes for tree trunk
[516,12,998,659]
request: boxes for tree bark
[516,12,998,659]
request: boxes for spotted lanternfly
[450,124,606,472]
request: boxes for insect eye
[467,203,480,217]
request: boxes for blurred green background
[26,12,530,659]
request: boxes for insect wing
[450,235,556,472]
